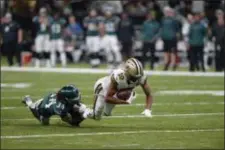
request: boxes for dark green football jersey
[103,16,120,35]
[36,16,53,35]
[83,16,101,36]
[160,16,180,40]
[50,18,66,39]
[37,93,72,118]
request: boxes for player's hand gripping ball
[116,89,132,101]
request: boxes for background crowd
[0,0,224,72]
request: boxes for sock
[60,52,67,67]
[50,52,56,67]
[26,100,33,107]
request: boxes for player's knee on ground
[93,110,103,120]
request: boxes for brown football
[116,90,132,101]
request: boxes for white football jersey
[94,69,147,96]
[112,69,147,90]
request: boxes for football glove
[141,109,152,117]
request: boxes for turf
[1,70,224,149]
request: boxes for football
[116,89,132,101]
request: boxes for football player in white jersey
[83,58,153,120]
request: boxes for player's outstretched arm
[140,81,153,117]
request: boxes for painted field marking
[102,143,140,147]
[157,90,224,96]
[1,102,224,110]
[1,128,224,139]
[1,66,224,77]
[1,90,224,100]
[1,112,224,121]
[1,83,32,89]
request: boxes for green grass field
[1,69,224,149]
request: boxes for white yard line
[1,128,224,139]
[1,66,224,77]
[157,90,224,96]
[1,102,224,110]
[1,112,224,121]
[102,143,140,147]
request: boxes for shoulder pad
[111,69,126,83]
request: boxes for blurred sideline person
[141,11,160,70]
[0,12,23,66]
[83,9,101,68]
[188,12,207,72]
[22,85,90,126]
[160,7,180,71]
[64,15,83,63]
[98,23,113,68]
[49,12,67,67]
[84,58,153,120]
[33,8,52,68]
[102,10,122,68]
[118,12,134,61]
[211,10,224,71]
[182,14,194,65]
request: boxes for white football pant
[34,34,51,67]
[86,36,100,53]
[106,35,122,63]
[50,39,66,67]
[90,78,136,120]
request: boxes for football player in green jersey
[83,9,102,68]
[22,85,90,126]
[33,7,52,68]
[50,12,67,67]
[102,10,122,68]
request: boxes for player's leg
[103,103,115,116]
[50,40,57,67]
[90,36,101,68]
[43,35,51,68]
[163,40,171,71]
[198,46,205,72]
[110,36,122,66]
[170,40,178,71]
[101,35,114,68]
[22,95,42,121]
[150,43,156,70]
[91,80,106,120]
[58,39,67,67]
[34,36,42,67]
[22,95,50,125]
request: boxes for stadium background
[0,0,224,71]
[0,0,224,149]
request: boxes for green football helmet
[57,84,81,105]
